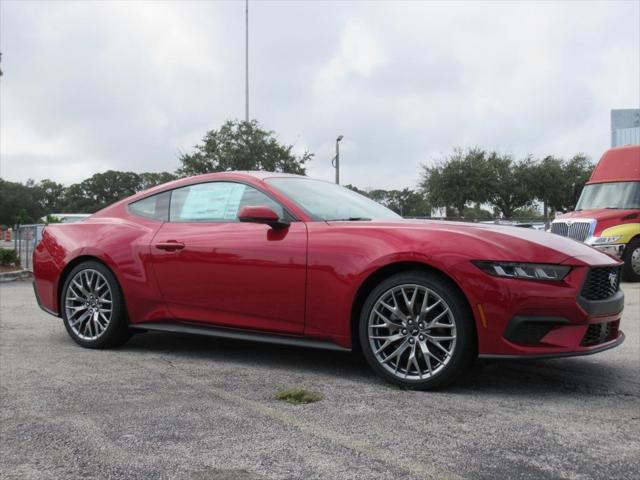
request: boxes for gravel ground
[1,280,638,480]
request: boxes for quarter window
[128,191,170,221]
[169,182,284,222]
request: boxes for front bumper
[459,259,626,358]
[479,332,624,359]
[592,243,625,258]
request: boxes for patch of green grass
[275,387,323,405]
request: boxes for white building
[611,109,640,146]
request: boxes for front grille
[550,220,593,242]
[581,321,619,346]
[581,266,621,301]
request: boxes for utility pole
[245,0,249,122]
[332,135,344,184]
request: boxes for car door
[149,181,307,334]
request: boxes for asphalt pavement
[1,280,638,479]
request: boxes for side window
[169,182,285,223]
[128,191,170,221]
[238,185,284,219]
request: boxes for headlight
[473,261,571,281]
[590,236,621,245]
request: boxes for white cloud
[316,21,385,92]
[1,0,638,189]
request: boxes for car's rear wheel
[359,271,476,390]
[61,261,130,348]
[622,237,640,282]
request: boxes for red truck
[551,145,640,281]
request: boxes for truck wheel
[622,237,640,282]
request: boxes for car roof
[92,171,323,219]
[229,171,307,180]
[178,171,308,183]
[97,170,314,212]
[130,171,308,198]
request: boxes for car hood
[556,208,639,222]
[330,219,618,266]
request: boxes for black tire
[358,271,476,390]
[622,237,640,282]
[60,260,131,348]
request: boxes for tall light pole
[332,135,344,184]
[245,0,249,122]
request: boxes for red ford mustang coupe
[33,172,625,389]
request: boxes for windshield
[575,182,640,210]
[266,177,401,221]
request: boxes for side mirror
[238,205,290,229]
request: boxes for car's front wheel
[359,271,476,390]
[61,261,131,348]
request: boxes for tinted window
[129,191,170,221]
[575,182,640,210]
[169,182,284,222]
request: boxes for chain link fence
[14,225,45,271]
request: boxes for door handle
[155,241,185,251]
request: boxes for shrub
[0,248,19,267]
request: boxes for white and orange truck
[551,145,640,281]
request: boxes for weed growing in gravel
[275,387,323,405]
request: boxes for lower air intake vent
[581,321,619,347]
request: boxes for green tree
[381,189,430,217]
[420,148,489,217]
[45,214,63,224]
[36,179,66,213]
[177,120,312,177]
[62,183,95,213]
[344,184,370,197]
[511,206,544,219]
[64,171,142,213]
[527,154,593,215]
[560,154,593,212]
[484,153,534,218]
[138,172,178,191]
[0,179,44,225]
[349,187,430,217]
[527,156,565,219]
[462,204,493,220]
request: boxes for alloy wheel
[631,246,640,275]
[368,284,457,380]
[64,269,113,341]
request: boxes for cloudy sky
[1,0,638,190]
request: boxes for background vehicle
[551,145,640,281]
[39,213,91,224]
[33,172,625,389]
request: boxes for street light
[332,135,344,184]
[244,0,249,122]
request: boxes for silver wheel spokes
[631,247,640,275]
[65,269,113,341]
[368,284,457,380]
